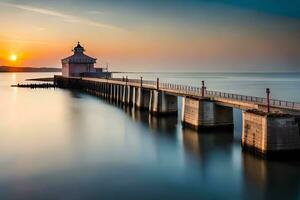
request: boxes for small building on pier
[62,42,111,78]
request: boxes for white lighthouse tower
[61,42,97,77]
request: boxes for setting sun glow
[9,54,17,61]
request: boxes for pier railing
[88,77,300,110]
[158,81,300,110]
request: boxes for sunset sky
[0,0,300,72]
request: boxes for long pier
[54,75,300,158]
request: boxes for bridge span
[54,75,300,158]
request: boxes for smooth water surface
[0,72,299,200]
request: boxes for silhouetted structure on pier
[62,42,111,78]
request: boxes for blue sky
[0,0,299,71]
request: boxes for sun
[9,54,17,61]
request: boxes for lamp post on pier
[201,80,206,97]
[157,78,159,90]
[266,88,270,113]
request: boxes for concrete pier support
[106,83,111,99]
[149,90,178,115]
[104,83,109,98]
[242,110,300,157]
[122,85,129,104]
[113,84,118,101]
[127,86,134,105]
[109,84,114,100]
[103,83,107,98]
[118,85,124,102]
[114,84,118,101]
[123,85,135,105]
[100,83,105,97]
[134,87,150,109]
[181,97,233,130]
[115,84,120,101]
[132,87,137,106]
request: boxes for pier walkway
[64,76,300,113]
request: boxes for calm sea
[0,72,299,200]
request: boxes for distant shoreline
[0,66,61,73]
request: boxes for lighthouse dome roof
[61,42,97,64]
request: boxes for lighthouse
[61,42,97,77]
